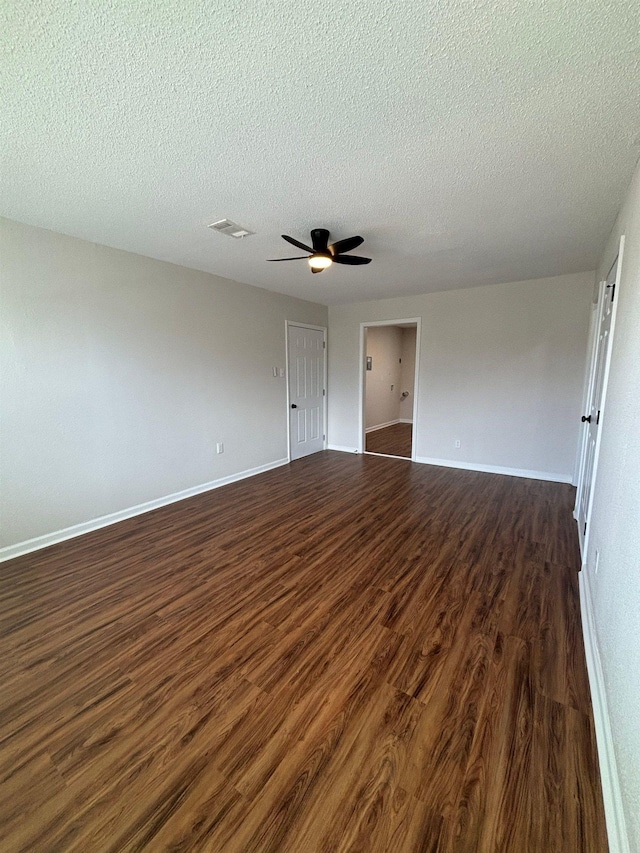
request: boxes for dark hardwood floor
[366,422,413,458]
[0,451,607,852]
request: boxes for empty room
[1,2,639,852]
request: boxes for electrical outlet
[216,442,224,454]
[594,549,600,574]
[454,440,461,449]
[279,367,285,378]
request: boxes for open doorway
[360,319,420,460]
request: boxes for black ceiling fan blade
[329,235,364,256]
[267,256,308,261]
[282,235,313,253]
[332,255,371,265]
[311,228,330,253]
[311,267,324,274]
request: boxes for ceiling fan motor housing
[311,228,331,252]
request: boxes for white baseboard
[0,458,289,564]
[398,418,413,424]
[414,456,573,483]
[579,570,630,853]
[327,444,359,454]
[365,419,400,434]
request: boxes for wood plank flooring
[366,422,413,458]
[0,451,607,852]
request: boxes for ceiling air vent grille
[208,219,254,238]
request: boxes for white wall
[399,327,417,422]
[365,326,403,429]
[584,159,640,850]
[328,272,593,479]
[0,218,327,552]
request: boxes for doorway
[359,319,420,460]
[574,238,624,557]
[287,322,327,461]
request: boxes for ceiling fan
[268,228,372,273]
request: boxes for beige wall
[364,325,403,429]
[328,271,593,479]
[586,159,640,850]
[0,218,327,552]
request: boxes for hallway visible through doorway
[366,422,412,458]
[362,320,418,460]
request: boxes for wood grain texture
[0,451,607,852]
[366,422,413,457]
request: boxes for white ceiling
[2,1,639,305]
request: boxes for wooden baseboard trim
[0,458,290,564]
[414,456,573,483]
[579,570,631,853]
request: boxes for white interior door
[287,324,326,461]
[575,253,619,554]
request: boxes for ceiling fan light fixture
[308,253,332,270]
[267,230,370,272]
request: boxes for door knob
[291,404,297,409]
[581,415,591,423]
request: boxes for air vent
[208,219,254,238]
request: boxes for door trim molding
[579,569,631,853]
[359,317,421,460]
[285,321,328,462]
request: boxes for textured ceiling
[2,1,640,305]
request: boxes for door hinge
[323,341,326,348]
[607,282,615,303]
[584,522,587,535]
[596,409,601,425]
[323,389,325,396]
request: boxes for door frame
[574,235,625,560]
[285,321,328,462]
[358,317,421,461]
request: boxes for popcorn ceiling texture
[1,0,639,304]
